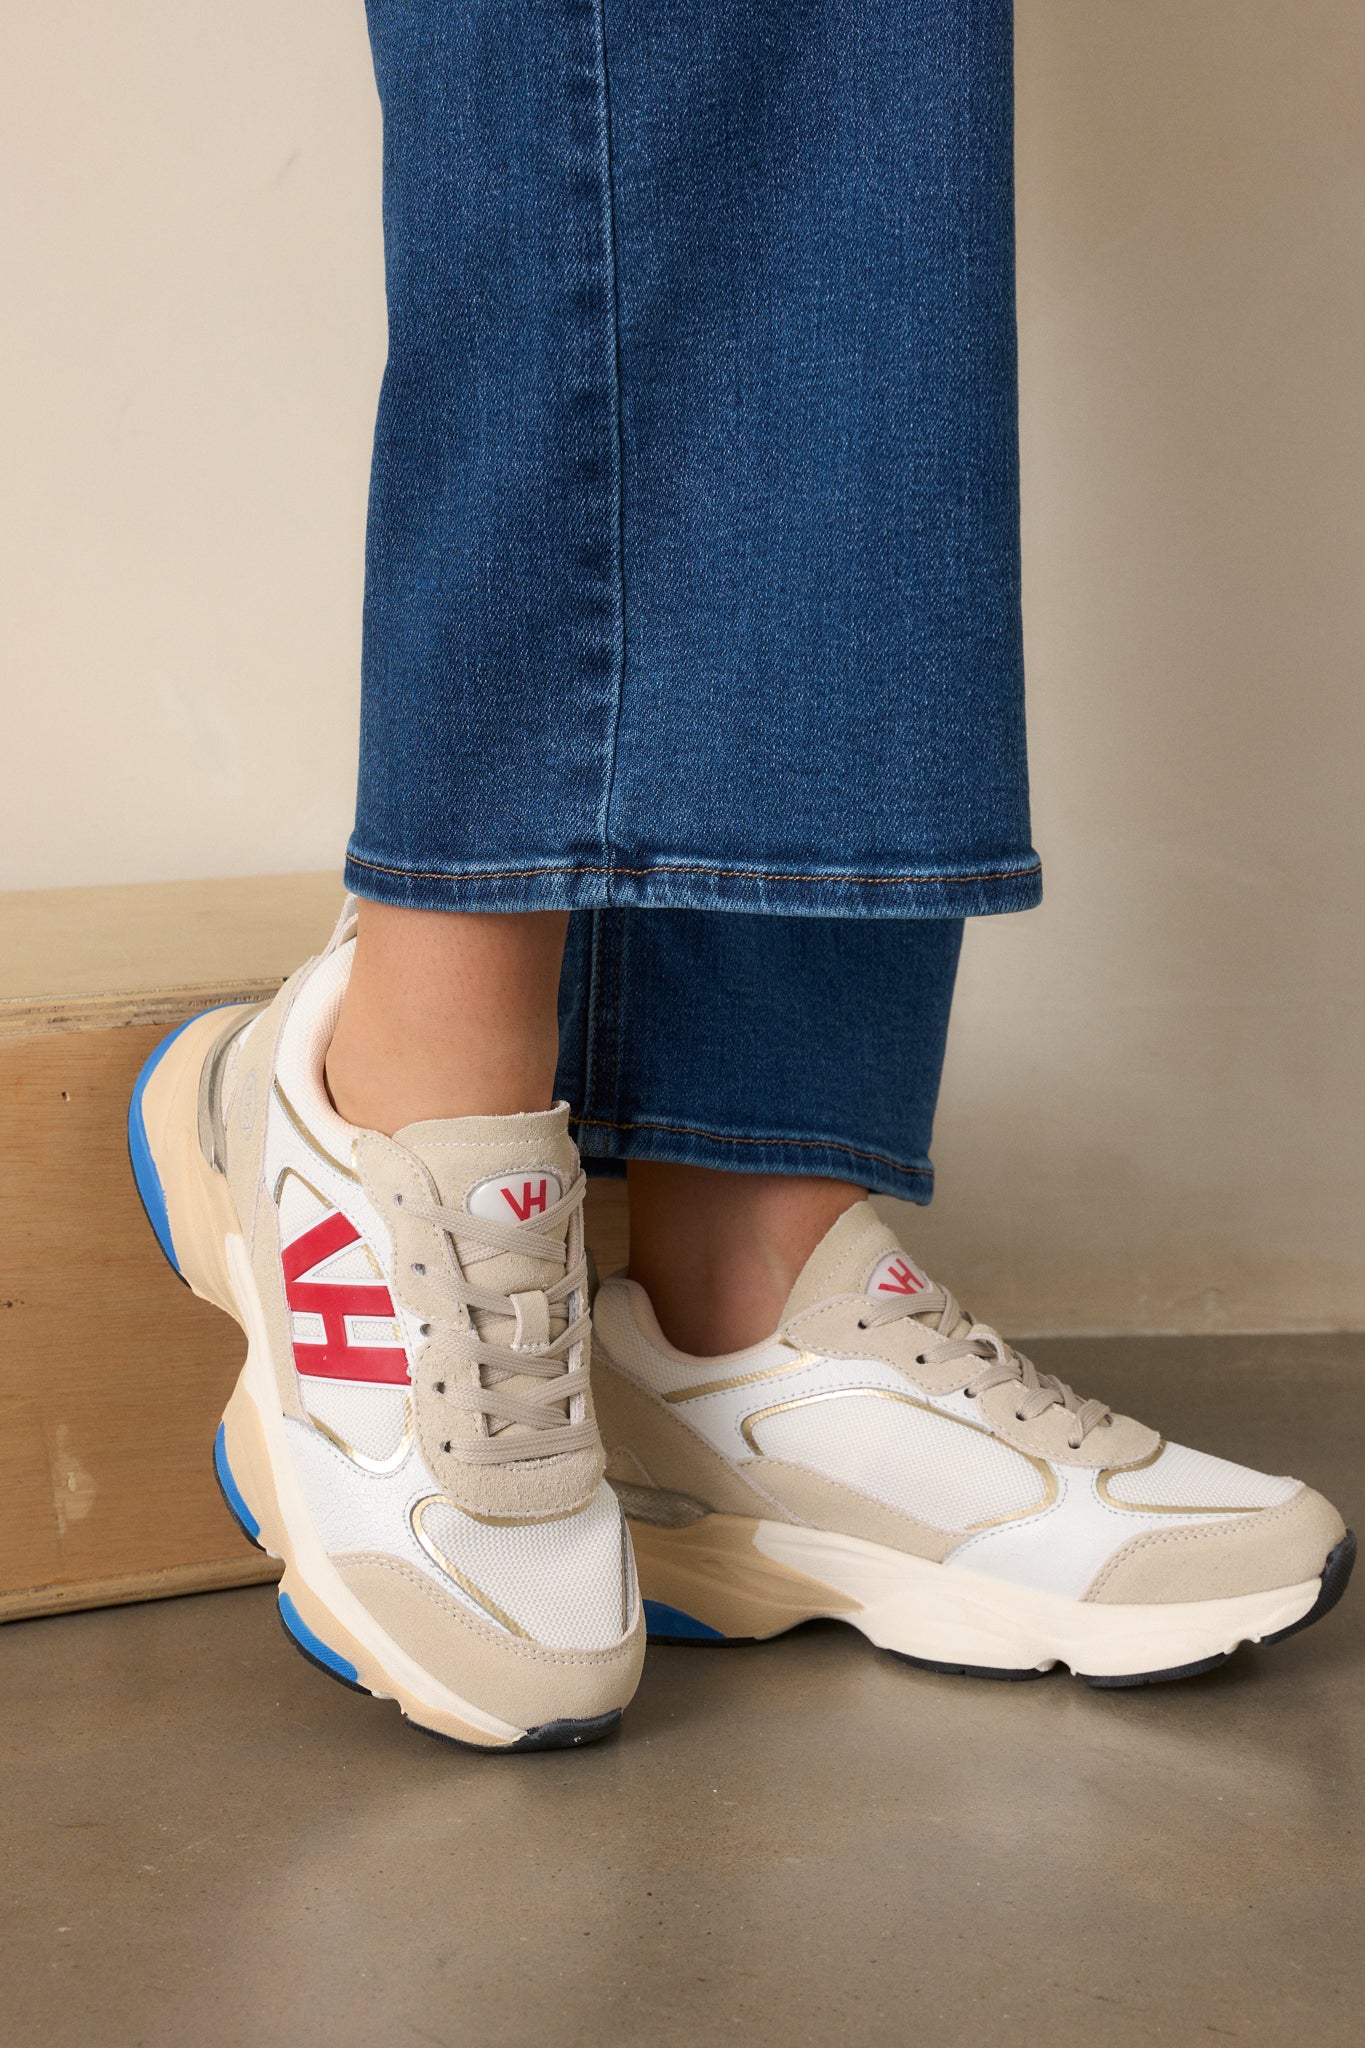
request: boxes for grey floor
[4,1335,1363,2048]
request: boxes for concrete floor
[4,1334,1363,2048]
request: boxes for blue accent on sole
[644,1598,727,1643]
[126,1006,234,1278]
[278,1590,360,1686]
[213,1423,262,1546]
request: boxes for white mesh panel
[311,1240,384,1283]
[277,1170,330,1240]
[345,1315,403,1345]
[1105,1441,1296,1510]
[418,1484,629,1649]
[303,1381,410,1462]
[749,1394,1048,1531]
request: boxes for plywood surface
[0,871,342,1026]
[0,1018,276,1617]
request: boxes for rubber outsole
[645,1531,1357,1687]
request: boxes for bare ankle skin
[625,1163,865,1356]
[324,900,569,1133]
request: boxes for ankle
[625,1164,865,1355]
[324,900,568,1134]
[324,1028,559,1133]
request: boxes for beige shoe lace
[399,1174,597,1466]
[855,1281,1111,1450]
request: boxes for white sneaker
[591,1202,1352,1686]
[129,902,643,1749]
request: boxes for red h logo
[282,1213,409,1384]
[501,1179,549,1222]
[877,1258,923,1296]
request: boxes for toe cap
[336,1552,645,1731]
[1083,1485,1347,1605]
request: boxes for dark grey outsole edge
[410,1708,624,1754]
[1260,1529,1356,1645]
[1084,1528,1356,1689]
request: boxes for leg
[325,901,568,1133]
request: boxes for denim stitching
[588,0,628,899]
[572,1113,933,1178]
[578,909,604,1131]
[347,853,1041,889]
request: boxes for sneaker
[591,1202,1353,1686]
[128,901,643,1749]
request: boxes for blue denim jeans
[346,2,1037,1198]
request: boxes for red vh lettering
[877,1258,923,1296]
[283,1212,408,1384]
[501,1179,549,1221]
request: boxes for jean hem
[571,1112,935,1205]
[344,849,1042,921]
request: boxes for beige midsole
[631,1515,1321,1676]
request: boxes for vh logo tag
[868,1252,927,1296]
[466,1169,564,1226]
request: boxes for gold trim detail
[738,1387,1058,1531]
[457,1493,596,1529]
[1095,1441,1261,1516]
[273,1077,359,1182]
[620,1514,634,1635]
[411,1497,530,1638]
[272,1161,334,1214]
[310,1399,414,1477]
[663,1350,819,1404]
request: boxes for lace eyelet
[393,1192,403,1206]
[441,1440,452,1453]
[962,1387,975,1399]
[1014,1411,1026,1424]
[855,1317,868,1330]
[434,1380,445,1394]
[915,1354,926,1367]
[412,1261,425,1275]
[419,1322,430,1337]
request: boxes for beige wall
[3,5,1362,1334]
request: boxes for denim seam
[346,852,1042,889]
[588,0,628,901]
[579,910,604,1128]
[572,1113,933,1179]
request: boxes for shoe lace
[855,1282,1111,1450]
[401,1173,597,1466]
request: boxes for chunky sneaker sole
[593,1204,1353,1688]
[625,1513,1355,1687]
[129,921,642,1752]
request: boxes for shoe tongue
[393,1105,578,1323]
[780,1200,959,1331]
[781,1201,913,1319]
[394,1106,576,1219]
